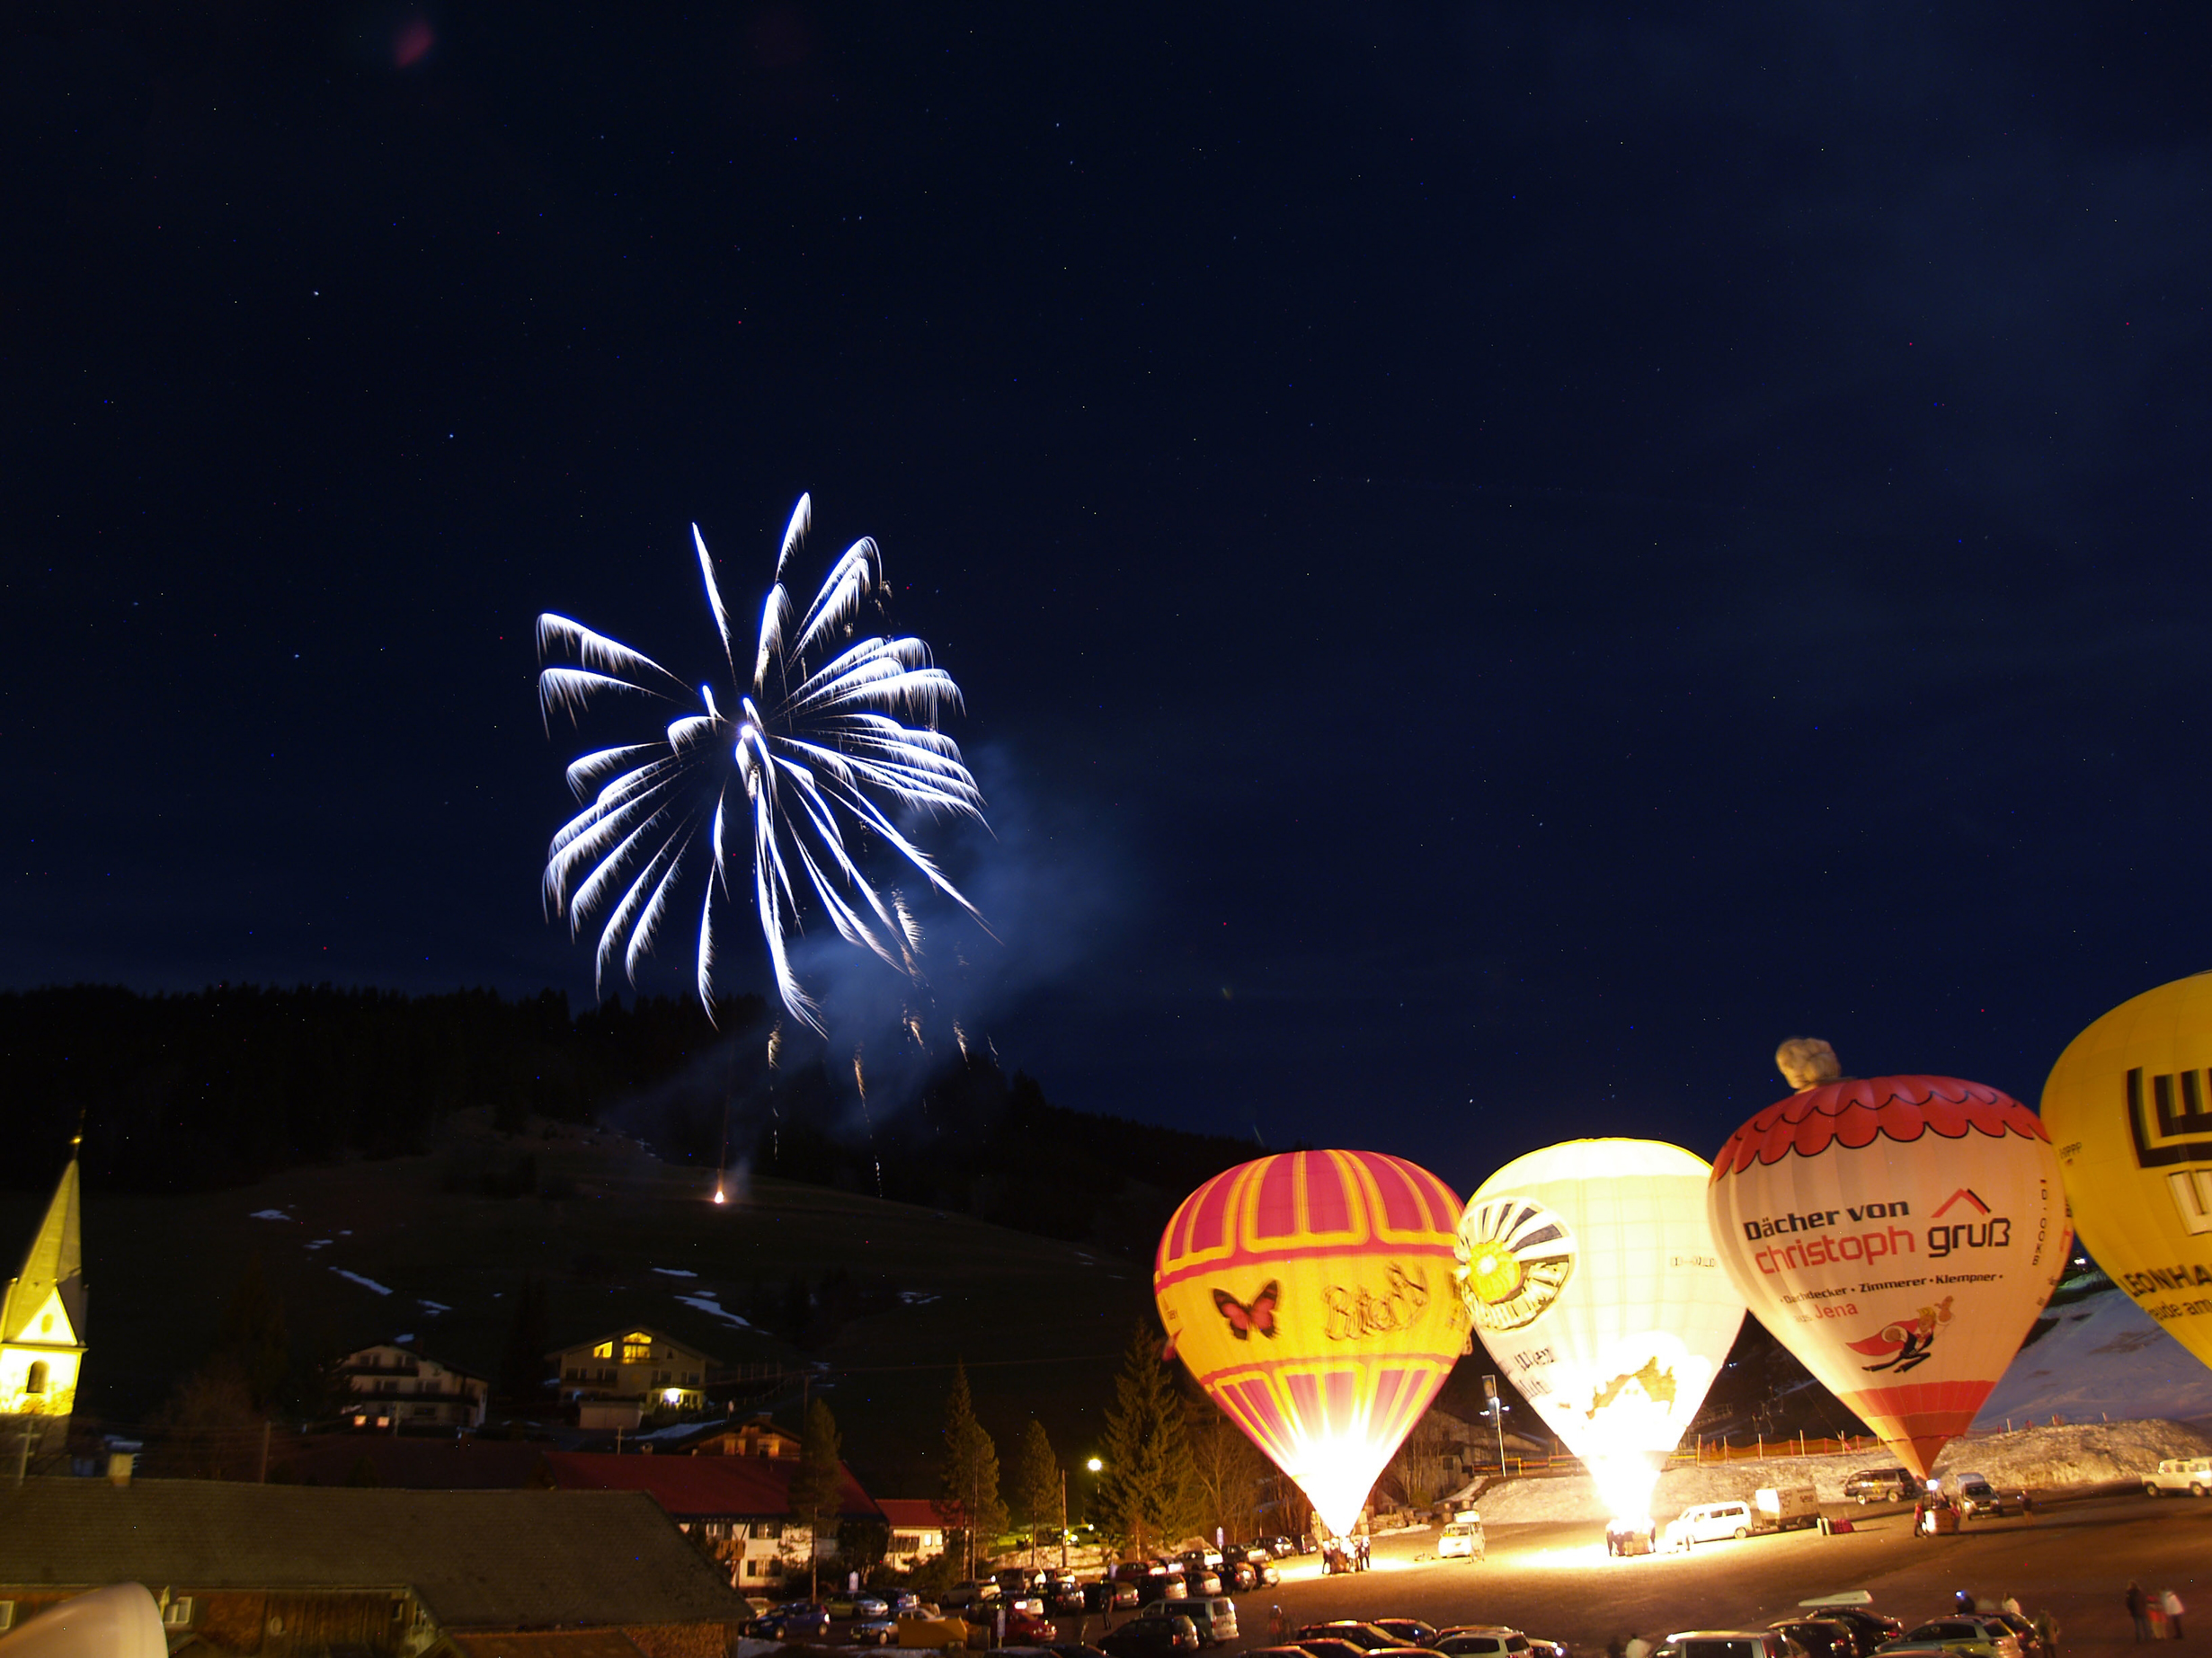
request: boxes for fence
[1459,1416,2086,1482]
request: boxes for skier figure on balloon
[1848,1296,1956,1374]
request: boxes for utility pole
[1059,1467,1069,1572]
[1484,1375,1504,1475]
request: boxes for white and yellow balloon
[1456,1139,1747,1522]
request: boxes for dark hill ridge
[0,981,1265,1258]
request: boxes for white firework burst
[537,493,986,1030]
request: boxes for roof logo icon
[1933,1187,1991,1218]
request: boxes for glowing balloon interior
[1155,1150,1467,1537]
[1458,1139,1746,1521]
[2041,973,2212,1375]
[1708,1076,2067,1477]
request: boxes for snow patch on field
[654,1268,698,1278]
[675,1290,751,1329]
[1975,1284,2212,1427]
[332,1268,394,1295]
[419,1299,451,1314]
[250,1209,293,1220]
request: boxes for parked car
[1843,1467,1917,1504]
[999,1568,1048,1595]
[1653,1633,1804,1658]
[1664,1501,1756,1548]
[831,1596,892,1620]
[747,1603,831,1641]
[1084,1582,1140,1612]
[946,1581,1002,1608]
[1099,1617,1201,1658]
[1044,1583,1088,1615]
[1954,1480,2019,1518]
[1894,1620,2022,1658]
[965,1602,1056,1642]
[891,1592,925,1616]
[2145,1455,2212,1496]
[1133,1574,1189,1605]
[1807,1611,1901,1654]
[1139,1598,1238,1648]
[851,1619,898,1647]
[1262,1535,1298,1557]
[1300,1626,1403,1652]
[1769,1622,1856,1658]
[1437,1629,1535,1658]
[1375,1624,1440,1649]
[1295,1642,1375,1658]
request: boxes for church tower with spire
[2,1131,87,1461]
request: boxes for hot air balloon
[1155,1149,1467,1538]
[1457,1139,1746,1528]
[1708,1040,2067,1479]
[2041,973,2212,1373]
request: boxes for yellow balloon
[2041,973,2212,1372]
[1156,1149,1467,1537]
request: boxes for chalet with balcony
[549,1329,715,1418]
[335,1343,490,1430]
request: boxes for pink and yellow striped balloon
[1155,1150,1468,1535]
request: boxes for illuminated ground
[1070,1492,2212,1658]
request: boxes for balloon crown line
[1713,1074,2050,1176]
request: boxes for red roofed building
[871,1499,946,1568]
[540,1451,881,1588]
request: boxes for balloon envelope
[2041,973,2212,1372]
[1155,1149,1467,1536]
[1458,1139,1746,1520]
[1708,1076,2067,1477]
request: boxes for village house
[873,1499,946,1567]
[677,1414,800,1459]
[333,1343,491,1431]
[0,1477,749,1658]
[547,1329,715,1426]
[539,1451,880,1590]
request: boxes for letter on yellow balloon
[1156,1150,1467,1537]
[2043,973,2212,1373]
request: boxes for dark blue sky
[6,3,2208,1191]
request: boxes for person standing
[2162,1591,2185,1640]
[2033,1609,2060,1658]
[2129,1583,2152,1643]
[1625,1636,1652,1658]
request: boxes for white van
[1438,1516,1486,1559]
[1665,1500,1754,1548]
[2145,1456,2212,1496]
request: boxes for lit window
[623,1334,653,1363]
[25,1362,49,1396]
[591,1342,614,1360]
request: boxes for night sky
[8,4,2210,1190]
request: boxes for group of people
[1321,1534,1373,1574]
[2128,1583,2187,1642]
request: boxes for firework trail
[537,493,987,1031]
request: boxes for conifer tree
[789,1398,846,1598]
[1094,1323,1196,1555]
[1011,1419,1063,1565]
[934,1363,1007,1578]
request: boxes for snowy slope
[1975,1282,2212,1428]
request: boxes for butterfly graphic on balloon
[1214,1281,1280,1340]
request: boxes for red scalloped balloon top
[1711,1074,2049,1178]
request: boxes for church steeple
[3,1135,89,1457]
